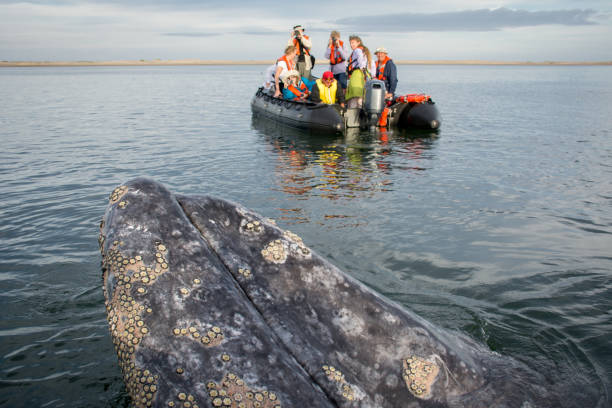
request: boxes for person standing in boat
[346,35,373,108]
[324,31,350,90]
[310,71,345,108]
[287,25,313,80]
[374,47,398,102]
[274,45,298,98]
[281,70,315,102]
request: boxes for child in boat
[281,70,315,101]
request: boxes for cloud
[334,8,599,32]
[238,28,286,36]
[0,2,610,61]
[163,32,219,37]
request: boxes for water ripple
[1,65,611,407]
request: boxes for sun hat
[375,47,388,54]
[281,69,300,84]
[322,71,334,80]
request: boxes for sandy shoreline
[1,59,611,67]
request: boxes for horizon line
[1,59,611,67]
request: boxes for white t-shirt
[277,60,289,75]
[275,59,293,84]
[263,65,276,89]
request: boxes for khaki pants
[297,56,312,80]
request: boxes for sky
[1,0,611,62]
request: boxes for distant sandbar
[1,59,611,67]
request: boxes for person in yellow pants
[345,35,373,108]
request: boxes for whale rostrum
[99,178,564,407]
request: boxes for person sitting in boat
[288,25,313,80]
[274,45,298,98]
[310,71,345,108]
[324,31,350,90]
[346,35,373,108]
[374,47,398,102]
[281,70,315,102]
[263,64,277,92]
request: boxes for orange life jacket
[277,55,295,71]
[347,45,364,75]
[287,82,308,100]
[293,35,311,56]
[376,56,391,81]
[396,93,431,104]
[378,107,390,127]
[329,40,345,65]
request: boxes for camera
[294,30,301,37]
[331,37,338,43]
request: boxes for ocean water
[0,64,611,407]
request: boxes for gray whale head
[99,178,571,407]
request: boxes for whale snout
[99,178,568,408]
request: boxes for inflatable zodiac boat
[251,79,441,133]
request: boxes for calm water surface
[1,65,611,407]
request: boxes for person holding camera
[287,25,313,80]
[324,31,350,90]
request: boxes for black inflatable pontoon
[387,99,441,130]
[251,88,345,133]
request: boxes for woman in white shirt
[274,45,298,98]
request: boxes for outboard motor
[364,79,386,128]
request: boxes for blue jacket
[375,58,398,95]
[282,77,315,100]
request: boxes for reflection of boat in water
[252,115,438,205]
[251,80,441,134]
[251,115,437,155]
[252,115,344,151]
